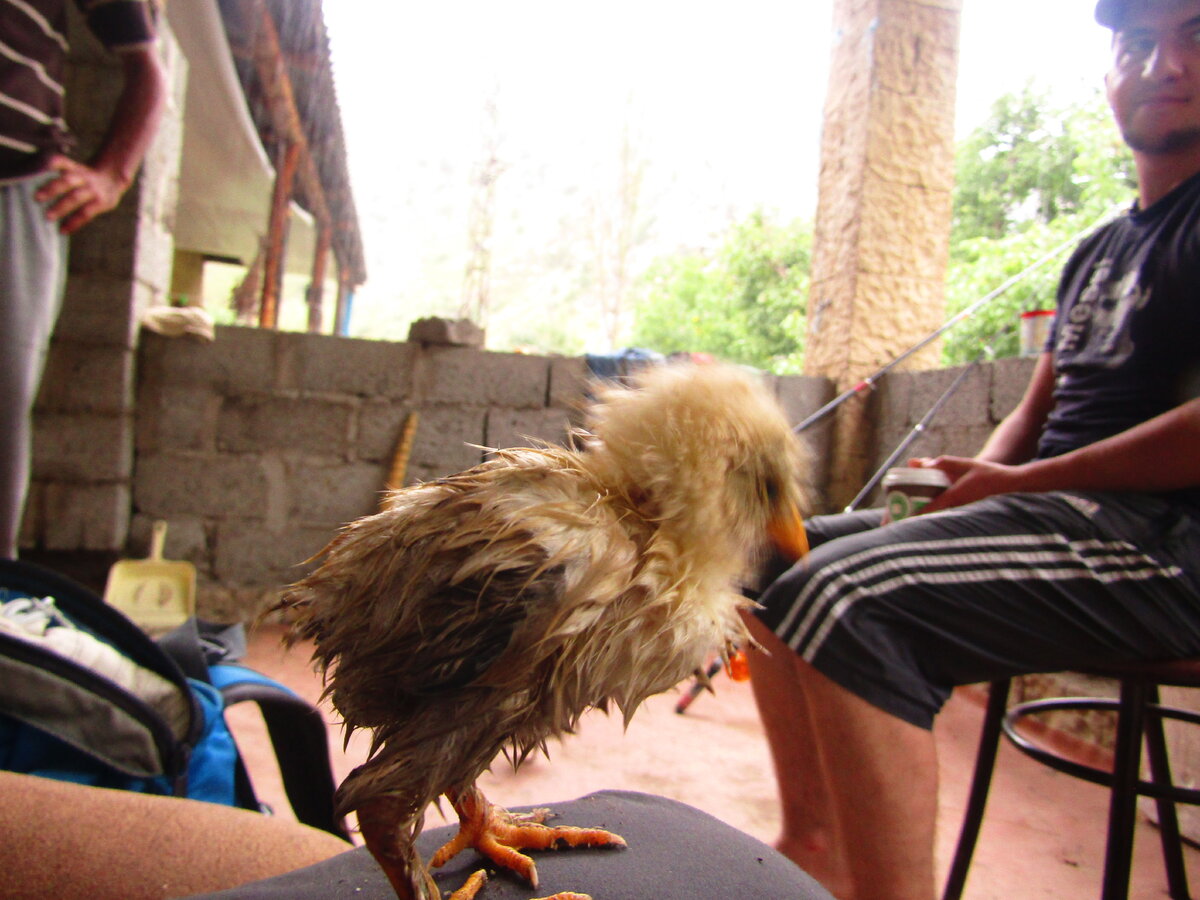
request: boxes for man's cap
[1095,0,1130,29]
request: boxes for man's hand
[35,154,129,235]
[34,45,167,236]
[907,456,1026,514]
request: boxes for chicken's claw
[434,785,625,890]
[447,871,591,900]
[446,869,488,900]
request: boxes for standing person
[0,0,165,559]
[746,1,1200,897]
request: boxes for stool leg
[1142,685,1189,900]
[1101,677,1150,900]
[943,680,1011,900]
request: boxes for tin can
[882,467,951,523]
[1019,310,1055,357]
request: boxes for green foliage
[628,85,1135,372]
[942,86,1135,364]
[629,211,811,373]
[952,84,1081,241]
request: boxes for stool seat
[944,663,1200,900]
[1086,658,1200,685]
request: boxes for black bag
[0,558,348,840]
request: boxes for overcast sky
[322,1,1115,342]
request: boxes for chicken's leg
[358,796,440,900]
[431,783,624,897]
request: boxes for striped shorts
[755,491,1200,730]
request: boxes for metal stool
[944,661,1200,900]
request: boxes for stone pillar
[805,0,961,510]
[22,15,187,553]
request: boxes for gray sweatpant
[0,175,68,558]
[757,492,1200,729]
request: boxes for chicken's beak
[768,503,809,561]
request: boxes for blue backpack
[0,558,348,840]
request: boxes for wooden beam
[259,139,301,329]
[246,1,333,233]
[306,220,333,332]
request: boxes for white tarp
[168,0,315,274]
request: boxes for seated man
[745,1,1200,898]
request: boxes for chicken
[271,361,811,900]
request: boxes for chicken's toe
[432,785,625,889]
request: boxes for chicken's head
[582,362,811,574]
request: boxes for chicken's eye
[763,477,781,504]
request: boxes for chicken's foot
[432,784,623,895]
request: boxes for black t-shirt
[1038,171,1200,510]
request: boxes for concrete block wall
[134,326,837,619]
[862,355,1038,506]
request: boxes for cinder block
[285,458,386,527]
[416,347,551,408]
[775,374,835,429]
[407,317,485,347]
[216,393,356,458]
[32,411,132,481]
[357,401,419,467]
[408,406,487,477]
[549,356,590,416]
[134,451,269,518]
[37,341,133,414]
[990,356,1038,423]
[41,482,130,551]
[485,408,572,451]
[139,327,276,393]
[870,370,915,435]
[905,363,989,429]
[134,383,220,453]
[65,200,138,279]
[127,513,209,573]
[56,275,137,347]
[277,331,415,399]
[213,519,332,588]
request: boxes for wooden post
[259,139,301,330]
[306,220,332,332]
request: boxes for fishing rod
[793,206,1123,436]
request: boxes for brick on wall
[216,393,358,458]
[415,347,551,407]
[485,408,573,451]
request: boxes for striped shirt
[0,0,156,178]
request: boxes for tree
[942,86,1135,364]
[460,91,506,325]
[588,120,647,349]
[629,211,810,372]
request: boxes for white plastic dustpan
[104,520,196,634]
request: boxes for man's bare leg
[744,614,938,900]
[743,614,854,897]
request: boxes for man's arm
[922,352,1200,510]
[974,351,1058,465]
[35,45,167,235]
